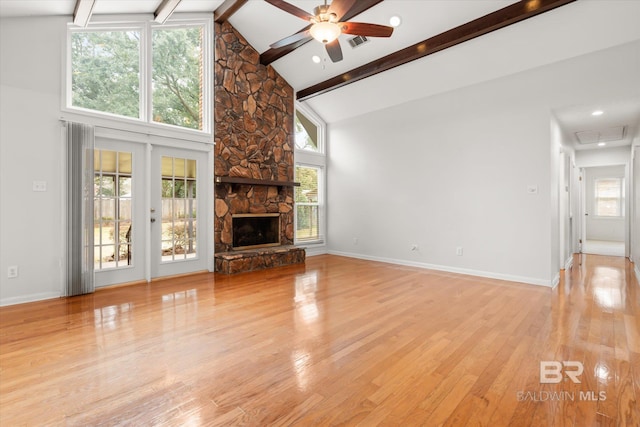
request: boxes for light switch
[33,181,47,192]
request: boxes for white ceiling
[1,0,640,144]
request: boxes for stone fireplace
[213,21,305,274]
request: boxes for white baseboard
[564,256,574,271]
[327,250,554,287]
[634,263,640,287]
[551,273,561,289]
[0,291,60,307]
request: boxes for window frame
[593,177,625,218]
[294,103,326,247]
[63,14,213,142]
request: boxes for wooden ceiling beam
[214,0,248,23]
[297,0,576,101]
[260,0,384,66]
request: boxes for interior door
[93,138,146,287]
[150,146,209,278]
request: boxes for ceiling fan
[265,0,394,63]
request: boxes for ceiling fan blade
[270,30,312,49]
[264,0,314,21]
[325,39,343,63]
[341,22,394,37]
[327,0,357,21]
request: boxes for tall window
[595,178,624,217]
[68,19,210,133]
[295,166,321,241]
[294,106,325,244]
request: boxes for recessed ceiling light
[598,142,606,147]
[312,55,321,64]
[389,15,402,27]
[592,110,604,116]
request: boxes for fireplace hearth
[232,213,280,250]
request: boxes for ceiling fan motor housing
[312,5,338,24]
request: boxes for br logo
[540,361,584,384]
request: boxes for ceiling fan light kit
[265,0,393,63]
[310,21,341,44]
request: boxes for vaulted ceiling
[1,0,639,142]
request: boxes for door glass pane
[94,150,134,270]
[161,156,197,262]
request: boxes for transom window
[295,109,322,153]
[68,18,211,133]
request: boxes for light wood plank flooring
[1,254,638,426]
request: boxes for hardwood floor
[1,254,638,426]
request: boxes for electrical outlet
[7,266,18,278]
[456,247,463,256]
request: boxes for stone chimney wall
[214,21,295,253]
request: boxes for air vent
[348,35,369,48]
[575,126,626,144]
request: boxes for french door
[93,137,210,287]
[150,146,208,278]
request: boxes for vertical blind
[66,122,95,296]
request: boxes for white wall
[1,17,68,305]
[326,41,640,287]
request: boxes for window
[71,30,141,119]
[295,109,321,153]
[294,105,325,245]
[594,178,624,217]
[295,166,321,241]
[68,18,210,133]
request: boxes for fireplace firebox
[232,213,280,250]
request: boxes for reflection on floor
[582,239,625,257]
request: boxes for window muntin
[595,177,624,217]
[67,18,210,134]
[295,165,321,241]
[94,150,133,270]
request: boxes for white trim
[551,273,561,289]
[302,244,328,257]
[564,255,574,271]
[327,250,554,287]
[635,263,640,287]
[0,292,61,307]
